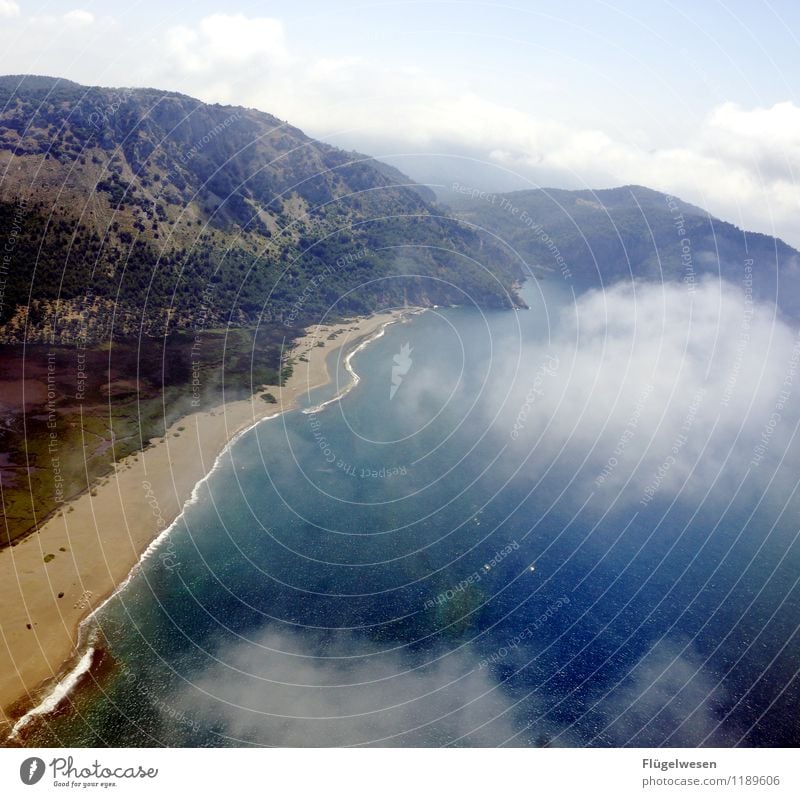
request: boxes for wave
[8,310,424,738]
[302,310,423,415]
[7,410,286,740]
[10,640,96,738]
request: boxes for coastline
[0,309,410,741]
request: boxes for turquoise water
[24,281,800,747]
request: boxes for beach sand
[0,310,406,738]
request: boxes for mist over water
[27,278,800,747]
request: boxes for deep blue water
[26,281,800,747]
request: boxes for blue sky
[1,0,799,244]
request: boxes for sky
[1,0,799,245]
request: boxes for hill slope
[444,184,800,319]
[0,75,525,548]
[0,75,521,343]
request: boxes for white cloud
[170,626,524,746]
[590,640,738,746]
[306,56,365,84]
[350,92,800,247]
[481,278,800,508]
[706,101,800,175]
[0,0,19,19]
[164,14,290,76]
[63,9,95,27]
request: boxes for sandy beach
[0,310,406,740]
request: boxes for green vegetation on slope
[0,75,522,343]
[445,184,800,319]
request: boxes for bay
[27,279,800,747]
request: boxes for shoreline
[0,308,412,742]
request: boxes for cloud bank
[486,278,800,508]
[170,627,522,747]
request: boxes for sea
[21,279,800,747]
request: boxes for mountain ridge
[0,75,521,344]
[442,182,800,319]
